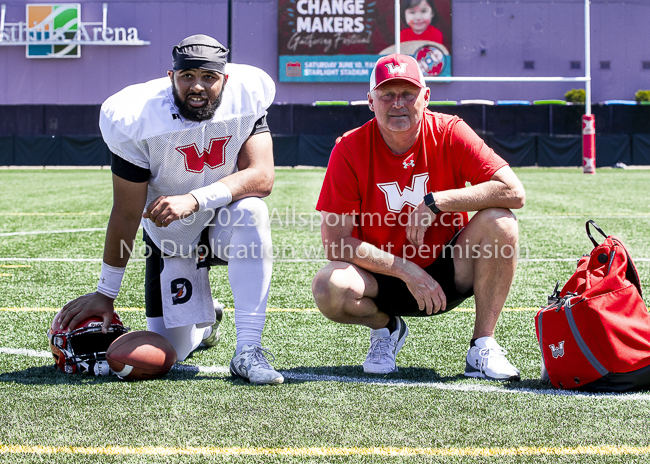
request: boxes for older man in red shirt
[312,54,525,380]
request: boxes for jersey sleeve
[99,95,151,170]
[316,141,361,214]
[450,119,508,185]
[226,64,276,122]
[249,114,270,137]
[111,152,151,183]
[255,68,276,119]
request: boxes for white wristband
[97,262,126,300]
[190,182,233,212]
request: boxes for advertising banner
[0,3,149,58]
[278,0,452,82]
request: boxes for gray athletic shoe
[363,316,409,374]
[230,345,284,385]
[201,299,224,348]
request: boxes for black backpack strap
[612,238,644,297]
[586,220,608,247]
[625,251,643,297]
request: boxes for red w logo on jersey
[176,137,231,173]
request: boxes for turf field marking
[0,349,233,372]
[0,307,63,312]
[0,348,51,358]
[173,364,230,374]
[0,258,145,263]
[520,214,650,219]
[0,274,13,277]
[0,228,106,237]
[0,265,30,268]
[1,444,650,456]
[4,213,107,216]
[281,372,650,401]
[270,212,650,219]
[3,349,650,401]
[0,306,321,313]
[0,307,541,312]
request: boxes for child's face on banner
[405,0,434,35]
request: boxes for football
[106,331,177,380]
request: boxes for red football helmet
[48,311,129,375]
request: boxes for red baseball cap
[369,54,425,92]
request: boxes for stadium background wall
[1,0,649,166]
[1,104,649,167]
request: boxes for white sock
[209,198,272,355]
[146,317,211,362]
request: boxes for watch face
[425,193,439,213]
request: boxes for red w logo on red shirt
[176,137,231,173]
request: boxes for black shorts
[143,229,226,318]
[370,233,474,317]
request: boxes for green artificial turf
[1,167,650,463]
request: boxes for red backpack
[535,220,650,391]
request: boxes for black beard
[172,81,224,122]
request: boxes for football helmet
[48,311,130,376]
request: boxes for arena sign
[0,3,149,58]
[278,0,451,82]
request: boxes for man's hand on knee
[403,265,447,315]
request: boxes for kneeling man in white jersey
[58,34,283,385]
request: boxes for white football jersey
[100,64,275,256]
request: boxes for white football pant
[147,197,272,361]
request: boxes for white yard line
[0,228,105,237]
[6,348,647,401]
[0,347,52,358]
[173,364,230,374]
[518,215,650,219]
[282,372,650,401]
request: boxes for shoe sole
[229,362,284,385]
[464,361,521,381]
[363,365,398,374]
[201,327,220,347]
[201,303,225,347]
[363,319,409,374]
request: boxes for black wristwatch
[424,192,440,214]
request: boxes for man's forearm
[219,166,273,201]
[324,236,420,282]
[102,209,143,267]
[224,131,274,201]
[433,180,525,213]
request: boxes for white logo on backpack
[549,341,565,358]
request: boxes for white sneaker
[363,316,409,374]
[230,345,284,385]
[200,299,224,348]
[464,336,520,381]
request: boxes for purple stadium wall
[0,0,649,105]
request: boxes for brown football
[106,331,177,380]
